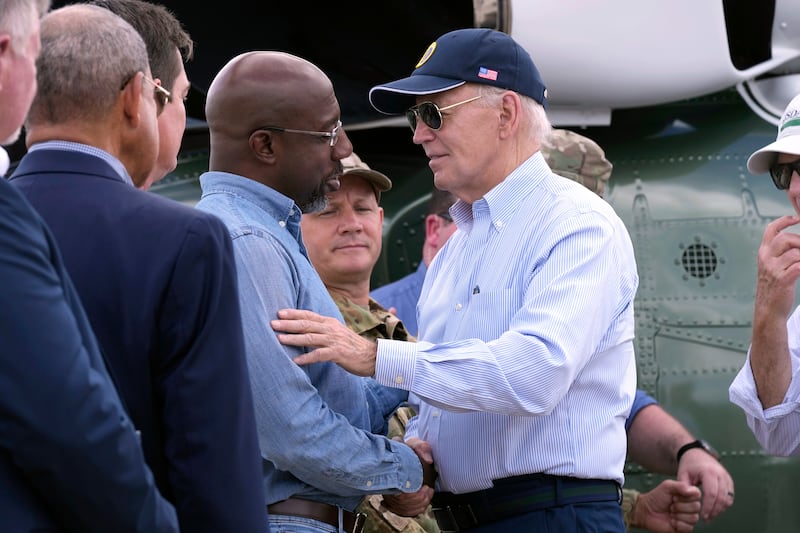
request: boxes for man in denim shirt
[196,51,434,533]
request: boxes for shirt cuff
[375,338,418,391]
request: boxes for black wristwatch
[676,439,719,463]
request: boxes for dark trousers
[432,474,624,532]
[466,500,623,532]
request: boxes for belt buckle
[351,512,366,533]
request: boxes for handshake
[383,437,437,517]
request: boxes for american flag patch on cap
[478,67,498,80]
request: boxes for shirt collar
[0,146,9,177]
[199,170,304,243]
[28,140,134,186]
[451,151,548,232]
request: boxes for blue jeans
[268,514,341,533]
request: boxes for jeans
[269,514,342,533]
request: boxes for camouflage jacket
[330,292,414,342]
[329,291,438,533]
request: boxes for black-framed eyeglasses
[437,211,453,222]
[405,95,482,132]
[770,160,800,190]
[256,119,342,147]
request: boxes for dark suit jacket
[0,176,178,532]
[11,149,269,533]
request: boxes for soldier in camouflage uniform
[301,152,439,533]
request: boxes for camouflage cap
[341,152,392,201]
[541,128,612,197]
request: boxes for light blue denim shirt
[196,171,422,511]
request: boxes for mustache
[332,161,343,179]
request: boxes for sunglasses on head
[769,160,800,190]
[405,95,482,132]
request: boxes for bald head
[204,51,352,210]
[206,51,333,146]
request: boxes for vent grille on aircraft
[681,243,718,279]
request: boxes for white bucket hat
[747,93,800,174]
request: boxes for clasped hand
[383,438,436,517]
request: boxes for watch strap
[676,439,717,463]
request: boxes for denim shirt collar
[199,171,306,253]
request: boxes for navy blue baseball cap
[369,28,548,115]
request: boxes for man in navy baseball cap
[274,25,639,533]
[369,28,547,115]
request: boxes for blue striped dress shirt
[374,152,638,493]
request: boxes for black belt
[431,474,622,532]
[268,497,366,533]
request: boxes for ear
[120,71,145,128]
[0,34,10,55]
[249,129,278,164]
[425,213,443,243]
[378,206,384,225]
[0,35,11,90]
[498,91,521,139]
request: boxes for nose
[412,120,434,145]
[333,128,353,160]
[338,208,362,233]
[789,168,800,193]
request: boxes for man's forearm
[626,404,693,474]
[750,311,792,408]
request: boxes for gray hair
[477,84,552,144]
[0,0,51,47]
[27,3,149,125]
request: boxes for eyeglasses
[142,76,172,110]
[437,211,453,222]
[257,120,342,147]
[405,95,482,132]
[769,160,800,190]
[120,73,171,113]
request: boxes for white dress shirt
[0,146,9,177]
[730,305,800,456]
[375,152,638,493]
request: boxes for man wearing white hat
[730,93,800,456]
